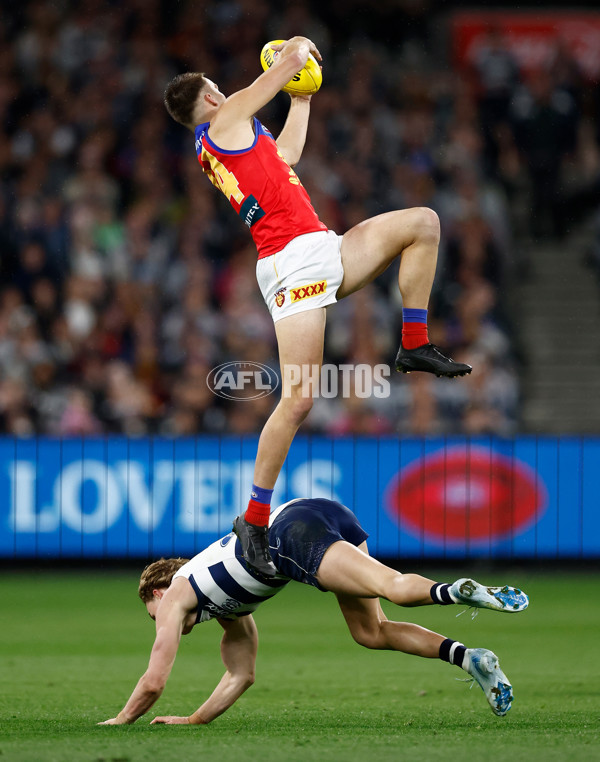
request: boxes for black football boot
[395,343,472,378]
[232,515,278,578]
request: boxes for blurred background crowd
[1,0,599,438]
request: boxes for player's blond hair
[138,557,189,602]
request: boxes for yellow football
[260,40,322,96]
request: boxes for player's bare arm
[277,94,313,167]
[152,615,258,726]
[99,578,197,725]
[210,36,321,150]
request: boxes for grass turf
[1,569,598,762]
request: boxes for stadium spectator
[510,69,579,238]
[470,25,520,178]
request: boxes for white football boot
[464,648,513,716]
[450,578,529,613]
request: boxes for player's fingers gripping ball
[260,40,322,96]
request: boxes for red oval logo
[386,446,547,544]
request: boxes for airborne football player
[163,37,472,576]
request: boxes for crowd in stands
[0,0,597,437]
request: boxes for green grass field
[1,568,598,762]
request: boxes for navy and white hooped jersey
[173,499,366,624]
[173,508,293,624]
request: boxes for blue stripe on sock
[402,308,428,323]
[251,484,273,504]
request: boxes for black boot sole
[395,360,472,379]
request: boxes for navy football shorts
[268,498,369,590]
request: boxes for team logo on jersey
[205,598,241,617]
[274,288,286,307]
[290,280,327,303]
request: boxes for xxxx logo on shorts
[274,287,286,307]
[290,280,327,303]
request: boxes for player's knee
[414,207,440,245]
[280,393,314,425]
[350,624,384,650]
[383,574,412,606]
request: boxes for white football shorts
[256,230,344,322]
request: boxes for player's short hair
[164,72,207,128]
[138,557,189,601]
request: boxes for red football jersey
[195,118,327,259]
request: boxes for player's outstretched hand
[271,37,322,62]
[151,715,191,725]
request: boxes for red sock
[245,499,270,526]
[402,322,429,350]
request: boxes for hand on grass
[151,716,191,725]
[98,717,128,725]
